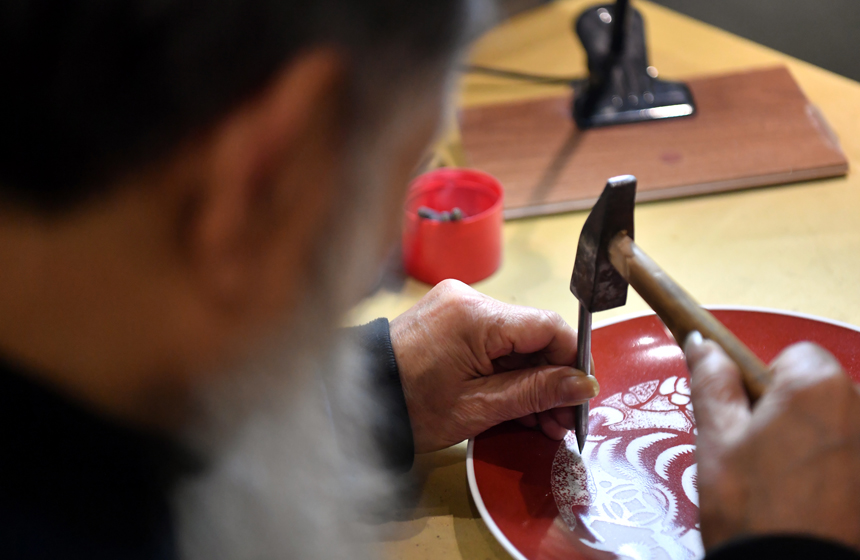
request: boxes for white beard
[173,327,391,560]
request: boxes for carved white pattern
[551,377,703,560]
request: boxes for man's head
[0,2,491,557]
[0,0,488,425]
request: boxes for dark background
[504,0,860,83]
[649,0,860,82]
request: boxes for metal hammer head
[570,175,637,312]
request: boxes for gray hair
[0,0,491,212]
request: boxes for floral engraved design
[551,377,703,560]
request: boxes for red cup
[402,168,504,285]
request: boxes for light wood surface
[461,67,848,219]
[352,1,860,558]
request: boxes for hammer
[569,175,772,452]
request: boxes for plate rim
[465,305,860,560]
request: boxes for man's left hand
[390,280,598,454]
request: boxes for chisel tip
[573,401,590,454]
[576,428,587,454]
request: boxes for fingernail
[684,331,713,369]
[562,375,600,401]
[684,331,704,355]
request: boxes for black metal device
[572,0,696,128]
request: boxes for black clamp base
[572,2,696,129]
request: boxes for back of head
[0,0,482,213]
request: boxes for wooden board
[460,66,849,219]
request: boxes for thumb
[482,365,599,422]
[685,332,751,451]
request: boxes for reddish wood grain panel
[460,67,849,219]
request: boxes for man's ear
[180,49,345,317]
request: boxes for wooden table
[352,1,860,558]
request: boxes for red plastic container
[402,169,504,285]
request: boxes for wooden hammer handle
[609,233,771,400]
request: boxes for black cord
[463,64,578,85]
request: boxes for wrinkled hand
[685,334,860,551]
[390,280,599,454]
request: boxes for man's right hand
[685,334,860,551]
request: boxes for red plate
[467,308,860,560]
